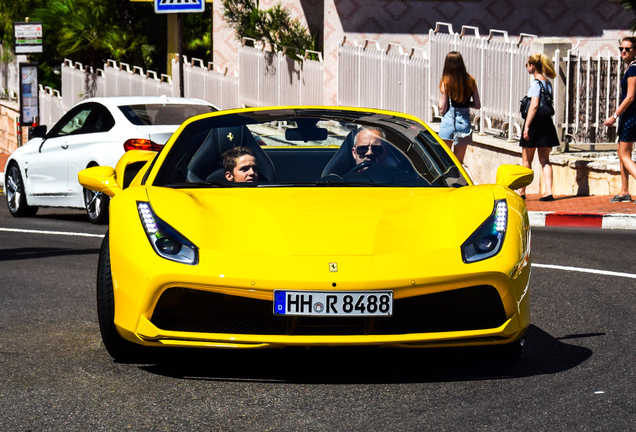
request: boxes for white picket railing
[428,23,536,141]
[238,38,323,107]
[561,43,623,147]
[38,86,64,128]
[173,57,239,109]
[0,45,23,100]
[39,57,238,124]
[8,24,622,148]
[338,39,430,123]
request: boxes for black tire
[97,233,146,362]
[5,163,38,217]
[84,187,109,224]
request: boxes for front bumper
[116,273,530,349]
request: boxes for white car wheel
[5,164,38,217]
[83,186,109,224]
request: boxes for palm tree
[223,0,318,61]
[32,0,146,97]
[34,0,143,69]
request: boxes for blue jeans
[439,107,472,144]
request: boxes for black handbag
[520,80,554,119]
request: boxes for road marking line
[0,227,105,238]
[534,263,636,279]
[2,228,635,279]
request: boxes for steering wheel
[345,161,377,175]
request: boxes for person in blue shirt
[604,36,636,203]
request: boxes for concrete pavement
[524,194,636,229]
[2,151,636,230]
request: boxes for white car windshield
[119,104,217,126]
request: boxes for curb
[529,211,636,230]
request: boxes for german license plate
[273,290,393,316]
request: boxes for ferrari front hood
[146,186,496,257]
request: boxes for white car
[4,96,217,223]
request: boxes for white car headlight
[461,199,507,263]
[137,201,199,265]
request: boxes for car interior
[151,115,467,188]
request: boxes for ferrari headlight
[137,201,199,265]
[461,199,507,263]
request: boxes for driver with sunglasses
[351,126,388,168]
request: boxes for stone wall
[458,130,634,196]
[0,102,19,155]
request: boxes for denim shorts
[438,107,472,143]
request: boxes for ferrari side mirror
[78,166,122,198]
[495,165,534,190]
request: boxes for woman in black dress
[518,53,559,201]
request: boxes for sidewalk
[525,194,636,229]
[1,151,636,230]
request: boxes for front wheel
[84,187,109,224]
[97,233,147,362]
[5,164,38,217]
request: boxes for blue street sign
[154,0,204,13]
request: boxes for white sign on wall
[14,22,43,54]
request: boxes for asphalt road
[0,203,635,431]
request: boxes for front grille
[150,286,507,336]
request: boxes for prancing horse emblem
[329,262,338,272]
[227,132,234,142]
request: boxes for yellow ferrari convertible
[79,107,534,362]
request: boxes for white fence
[338,40,430,123]
[561,43,623,147]
[4,22,621,147]
[35,57,239,126]
[428,24,537,141]
[337,25,536,142]
[173,58,239,109]
[238,38,323,107]
[35,39,324,126]
[38,87,64,128]
[0,45,23,99]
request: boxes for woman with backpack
[518,53,559,201]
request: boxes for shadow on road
[136,325,594,384]
[35,213,92,223]
[0,247,101,261]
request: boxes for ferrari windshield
[152,108,467,188]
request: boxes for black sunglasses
[355,145,384,157]
[619,46,633,52]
